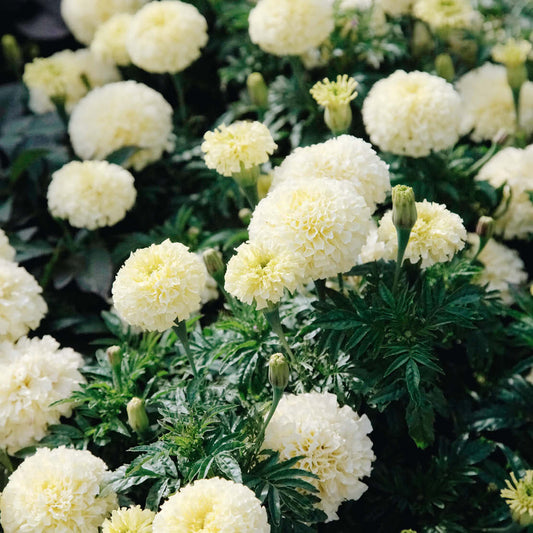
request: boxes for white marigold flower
[23,48,120,114]
[152,477,269,533]
[362,70,461,157]
[270,135,390,213]
[0,335,84,453]
[501,470,533,527]
[0,229,15,261]
[225,240,304,310]
[61,0,149,45]
[90,13,133,66]
[201,121,277,177]
[112,239,207,332]
[47,160,136,230]
[102,505,155,533]
[68,81,175,171]
[467,234,527,304]
[0,447,117,532]
[126,0,208,74]
[413,0,478,31]
[475,145,533,240]
[248,179,373,282]
[263,391,375,522]
[249,0,334,57]
[0,259,47,341]
[375,200,467,268]
[456,63,533,142]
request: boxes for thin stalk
[253,386,283,456]
[174,321,198,378]
[393,227,411,293]
[172,73,187,124]
[314,279,327,301]
[0,448,13,474]
[288,56,312,107]
[263,305,294,364]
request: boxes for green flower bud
[247,72,269,108]
[392,185,417,231]
[106,345,122,368]
[268,353,289,390]
[257,173,273,200]
[127,397,149,434]
[411,21,434,57]
[435,53,455,82]
[2,34,22,73]
[475,216,494,240]
[202,248,225,278]
[238,208,252,226]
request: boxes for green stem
[337,273,344,292]
[314,279,327,301]
[253,386,283,456]
[263,305,294,364]
[0,448,13,474]
[174,321,198,378]
[393,227,412,293]
[288,56,311,107]
[172,73,187,124]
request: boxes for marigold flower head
[152,477,269,532]
[102,505,155,533]
[263,392,375,521]
[0,229,15,261]
[271,135,390,213]
[90,13,133,66]
[362,70,461,157]
[0,259,47,341]
[501,471,533,526]
[0,335,84,453]
[61,0,149,45]
[475,145,533,239]
[413,0,478,31]
[375,200,467,268]
[126,0,208,73]
[47,160,136,229]
[225,240,305,309]
[68,80,175,171]
[310,75,358,108]
[249,0,334,57]
[23,48,120,114]
[201,121,277,177]
[0,446,117,532]
[249,178,373,282]
[492,38,532,68]
[112,239,207,332]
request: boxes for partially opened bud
[411,21,434,57]
[127,397,149,434]
[268,353,289,390]
[392,185,417,231]
[247,72,269,108]
[106,345,122,368]
[202,248,224,278]
[476,216,494,240]
[435,53,455,82]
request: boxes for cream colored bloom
[362,70,461,157]
[249,0,334,56]
[0,259,47,341]
[270,135,390,213]
[91,14,133,66]
[61,0,149,45]
[413,0,477,31]
[492,38,532,68]
[126,1,208,73]
[475,145,533,240]
[248,179,373,281]
[467,234,527,304]
[0,229,15,261]
[0,447,117,532]
[0,335,84,453]
[375,200,467,268]
[456,63,533,142]
[263,392,375,522]
[112,239,206,332]
[378,0,413,16]
[47,160,136,229]
[23,48,120,114]
[501,471,533,526]
[152,477,269,533]
[310,75,358,107]
[102,505,155,533]
[68,81,175,171]
[201,121,277,177]
[225,240,304,309]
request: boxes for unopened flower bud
[411,21,434,57]
[187,226,201,239]
[476,216,494,240]
[238,208,252,226]
[435,53,455,82]
[324,105,353,136]
[202,248,224,278]
[257,173,272,199]
[127,397,149,434]
[268,353,289,390]
[106,345,121,368]
[392,185,417,231]
[247,72,269,108]
[2,34,22,74]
